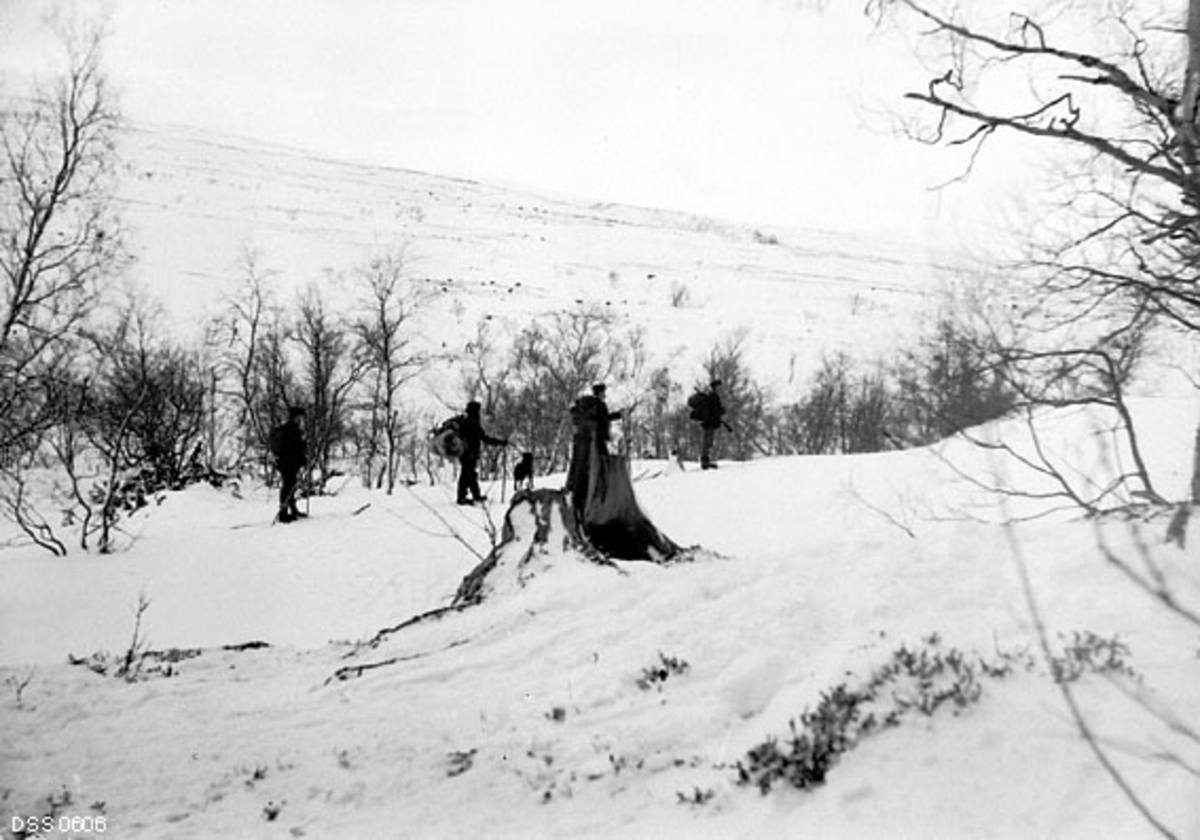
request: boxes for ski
[228,502,371,530]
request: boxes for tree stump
[453,488,618,607]
[581,451,680,561]
[330,486,689,683]
[454,482,682,607]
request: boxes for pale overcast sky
[1,0,979,242]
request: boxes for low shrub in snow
[736,635,999,795]
[5,668,36,709]
[737,682,876,793]
[677,786,717,806]
[735,630,1139,795]
[867,635,983,716]
[636,652,691,691]
[63,591,202,682]
[1049,630,1139,684]
[67,646,202,682]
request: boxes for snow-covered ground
[2,398,1197,838]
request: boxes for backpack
[570,395,595,424]
[432,415,467,459]
[687,391,711,423]
[438,415,465,434]
[268,424,285,459]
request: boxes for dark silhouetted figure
[456,401,508,505]
[689,380,727,470]
[269,406,308,523]
[567,383,622,515]
[564,383,678,561]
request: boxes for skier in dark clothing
[567,383,623,514]
[456,400,509,505]
[269,406,308,522]
[690,380,726,470]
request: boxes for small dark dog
[513,451,535,490]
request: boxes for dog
[512,451,535,490]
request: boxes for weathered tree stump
[455,481,682,604]
[581,452,680,561]
[453,488,618,607]
[329,486,689,683]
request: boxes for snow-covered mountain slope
[114,122,962,392]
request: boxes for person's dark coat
[571,394,621,449]
[271,420,307,472]
[270,414,307,520]
[457,414,507,462]
[699,390,725,430]
[567,391,622,513]
[689,384,725,470]
[456,403,507,504]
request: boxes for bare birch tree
[866,4,1200,834]
[0,18,124,551]
[212,247,280,465]
[866,0,1200,406]
[0,18,123,456]
[294,284,367,486]
[350,249,432,493]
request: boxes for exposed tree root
[331,487,695,684]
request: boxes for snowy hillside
[114,122,961,393]
[2,399,1197,838]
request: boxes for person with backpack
[455,400,509,505]
[269,406,308,522]
[567,383,623,514]
[689,379,726,470]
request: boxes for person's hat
[466,400,482,413]
[288,405,306,417]
[710,379,722,389]
[592,383,607,394]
